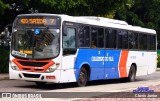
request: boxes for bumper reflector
[46,76,55,79]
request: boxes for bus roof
[17,13,156,34]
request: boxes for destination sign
[16,16,60,26]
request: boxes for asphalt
[0,68,160,80]
[0,69,160,101]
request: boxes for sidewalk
[80,84,160,101]
[0,73,9,80]
[156,68,160,71]
[1,68,160,80]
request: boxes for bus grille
[18,61,48,67]
[23,73,40,78]
[22,68,44,71]
[12,59,54,72]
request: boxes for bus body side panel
[118,50,129,78]
[60,50,156,83]
[75,49,127,81]
[60,55,77,83]
[104,50,121,79]
[75,49,105,81]
[147,52,157,74]
[126,51,148,76]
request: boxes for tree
[0,0,9,15]
[0,0,159,47]
[115,0,160,48]
[31,0,134,17]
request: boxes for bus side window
[105,29,117,48]
[91,27,97,48]
[91,41,96,48]
[63,28,76,48]
[79,26,90,47]
[148,35,156,50]
[151,35,156,50]
[97,28,104,48]
[128,31,138,49]
[117,30,128,49]
[139,33,147,50]
[63,26,77,55]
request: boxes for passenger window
[117,30,128,49]
[148,35,156,50]
[139,33,147,50]
[97,28,104,48]
[79,26,90,47]
[63,28,76,48]
[105,29,117,48]
[128,31,138,49]
[91,27,98,48]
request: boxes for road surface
[1,71,160,101]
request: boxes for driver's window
[63,28,76,48]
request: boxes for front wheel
[127,65,136,82]
[77,68,88,87]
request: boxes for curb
[156,68,160,71]
[0,76,9,80]
[0,74,9,80]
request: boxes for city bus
[9,13,157,87]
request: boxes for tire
[35,82,46,86]
[127,65,136,82]
[77,68,88,87]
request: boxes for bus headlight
[10,61,19,71]
[46,63,60,73]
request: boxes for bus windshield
[11,28,60,59]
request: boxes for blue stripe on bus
[74,49,121,81]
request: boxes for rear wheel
[77,68,88,87]
[35,82,46,86]
[127,65,136,82]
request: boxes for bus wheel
[35,82,46,86]
[127,65,136,82]
[77,68,87,87]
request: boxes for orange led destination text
[20,18,47,25]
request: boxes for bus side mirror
[0,24,12,46]
[0,31,5,39]
[4,27,11,41]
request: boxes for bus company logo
[1,93,42,98]
[133,87,154,93]
[91,53,114,62]
[2,93,11,98]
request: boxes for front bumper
[9,67,61,83]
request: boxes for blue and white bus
[9,13,157,86]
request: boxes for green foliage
[31,0,133,17]
[115,0,160,48]
[41,0,57,7]
[1,0,160,72]
[157,50,160,67]
[0,0,9,15]
[0,47,9,73]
